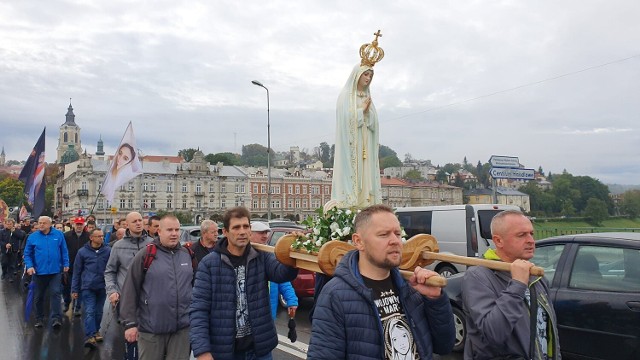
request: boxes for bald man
[462,210,561,360]
[104,212,154,308]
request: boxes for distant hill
[607,184,640,195]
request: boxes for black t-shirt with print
[362,275,419,360]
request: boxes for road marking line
[277,334,308,358]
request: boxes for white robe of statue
[331,64,382,208]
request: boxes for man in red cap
[63,216,89,315]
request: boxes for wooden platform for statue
[252,234,544,288]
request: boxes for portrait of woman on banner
[101,143,141,203]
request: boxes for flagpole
[89,192,100,215]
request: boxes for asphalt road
[0,275,462,359]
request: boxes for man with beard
[307,204,455,359]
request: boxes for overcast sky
[1,0,639,185]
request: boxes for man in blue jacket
[249,221,299,319]
[24,216,70,329]
[307,204,455,359]
[190,207,298,360]
[71,228,110,349]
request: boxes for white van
[396,204,521,277]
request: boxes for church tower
[95,135,105,160]
[57,100,83,163]
[0,146,5,167]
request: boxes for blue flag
[18,128,46,218]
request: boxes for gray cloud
[1,0,639,185]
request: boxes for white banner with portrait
[100,122,143,204]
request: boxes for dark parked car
[444,232,640,358]
[267,225,315,304]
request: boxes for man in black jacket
[0,219,26,282]
[192,220,218,265]
[63,217,89,314]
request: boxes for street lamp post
[251,80,271,220]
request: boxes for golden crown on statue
[360,30,385,67]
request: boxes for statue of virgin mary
[331,31,384,208]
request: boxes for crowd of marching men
[1,205,558,360]
[0,213,159,348]
[0,209,301,359]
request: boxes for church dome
[60,144,80,165]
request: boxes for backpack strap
[182,242,198,273]
[142,243,157,273]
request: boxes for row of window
[250,198,322,209]
[96,198,245,210]
[93,197,325,212]
[252,184,329,195]
[75,179,329,196]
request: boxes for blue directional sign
[489,167,535,180]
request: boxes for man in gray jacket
[462,210,561,360]
[120,215,193,359]
[104,211,154,309]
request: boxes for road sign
[490,167,535,180]
[489,155,520,168]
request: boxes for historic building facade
[56,150,336,224]
[381,177,463,208]
[56,151,250,224]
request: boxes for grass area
[532,218,640,240]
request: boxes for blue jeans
[81,288,106,339]
[233,351,272,360]
[34,273,62,321]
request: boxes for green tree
[441,163,462,176]
[205,152,241,166]
[435,169,448,183]
[156,210,193,225]
[453,173,465,188]
[621,190,640,218]
[6,160,22,166]
[178,148,198,162]
[551,174,580,215]
[241,144,272,166]
[584,197,608,226]
[403,169,425,182]
[316,142,332,167]
[573,176,613,214]
[43,184,54,216]
[462,156,474,172]
[0,177,25,205]
[378,144,397,159]
[209,212,224,223]
[380,155,402,169]
[378,144,401,170]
